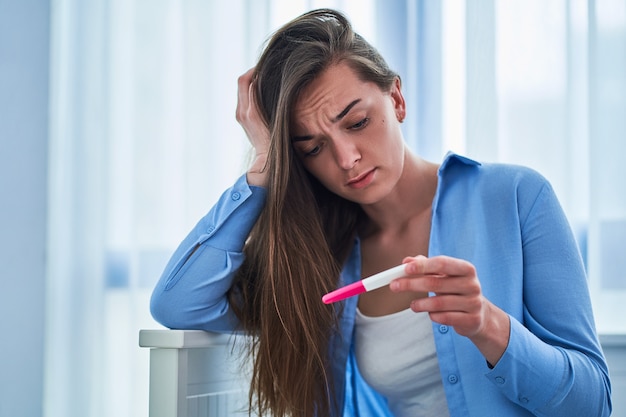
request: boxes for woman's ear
[390,77,406,122]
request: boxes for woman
[150,9,612,417]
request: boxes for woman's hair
[228,8,399,417]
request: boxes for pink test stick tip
[322,281,366,304]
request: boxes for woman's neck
[359,150,439,237]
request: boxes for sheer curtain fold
[587,0,626,332]
[46,1,626,416]
[47,1,262,416]
[46,0,108,416]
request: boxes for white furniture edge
[139,329,249,417]
[139,328,235,349]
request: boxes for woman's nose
[332,137,361,170]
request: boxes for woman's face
[290,62,406,205]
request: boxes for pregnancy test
[322,264,407,304]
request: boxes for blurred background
[1,0,625,416]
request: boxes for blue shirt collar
[438,152,482,175]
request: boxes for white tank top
[354,307,450,417]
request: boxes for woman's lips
[347,169,376,189]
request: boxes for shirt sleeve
[150,174,267,332]
[484,181,612,416]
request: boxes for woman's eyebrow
[291,98,362,142]
[333,99,361,122]
[292,134,313,142]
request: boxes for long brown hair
[228,9,399,417]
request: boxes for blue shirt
[151,153,612,416]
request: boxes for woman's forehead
[292,63,373,121]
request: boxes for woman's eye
[350,118,369,130]
[305,145,321,157]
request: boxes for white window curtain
[45,1,625,416]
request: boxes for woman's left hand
[390,255,511,366]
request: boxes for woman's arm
[487,181,612,416]
[150,176,266,332]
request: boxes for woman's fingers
[236,67,270,152]
[401,254,476,278]
[236,68,271,186]
[391,255,487,337]
[236,68,253,116]
[392,256,479,294]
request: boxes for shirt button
[495,376,506,385]
[447,374,458,384]
[519,397,529,404]
[438,325,449,333]
[231,192,241,200]
[207,226,215,233]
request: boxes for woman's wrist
[247,153,269,187]
[469,302,511,367]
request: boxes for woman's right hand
[236,67,270,187]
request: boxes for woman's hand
[390,255,511,367]
[236,67,270,187]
